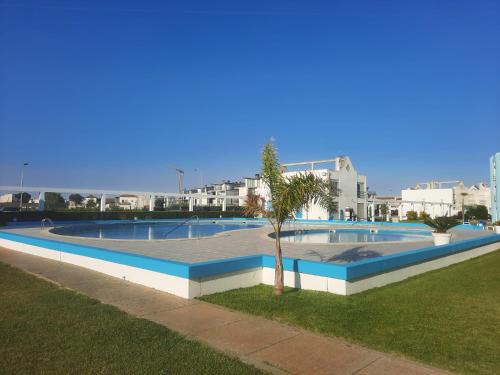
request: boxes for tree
[69,194,84,206]
[379,204,389,216]
[464,205,489,220]
[14,192,31,204]
[86,199,97,209]
[406,211,418,221]
[155,198,165,210]
[45,192,67,210]
[243,141,333,296]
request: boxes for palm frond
[424,216,460,233]
[243,192,266,218]
[272,173,329,221]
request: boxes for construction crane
[167,164,185,193]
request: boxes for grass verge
[0,262,263,374]
[201,250,500,375]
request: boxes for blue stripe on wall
[189,254,263,279]
[1,230,499,282]
[0,231,190,278]
[344,234,500,280]
[261,255,347,279]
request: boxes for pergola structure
[1,185,455,221]
[0,186,246,212]
[367,198,454,222]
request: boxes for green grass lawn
[201,251,500,375]
[0,263,263,375]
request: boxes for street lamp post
[461,192,468,224]
[19,162,29,211]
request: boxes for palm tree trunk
[274,227,284,296]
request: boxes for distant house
[117,195,149,210]
[0,193,18,204]
[82,195,98,207]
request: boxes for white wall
[0,193,16,203]
[400,188,455,218]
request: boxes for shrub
[424,216,460,233]
[464,205,489,220]
[419,211,430,221]
[406,211,418,221]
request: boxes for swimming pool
[277,229,431,244]
[51,221,262,240]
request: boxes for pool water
[279,229,431,244]
[51,221,262,240]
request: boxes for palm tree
[243,141,334,296]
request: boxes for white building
[188,181,243,208]
[117,194,149,210]
[188,187,212,206]
[213,181,241,207]
[455,182,490,211]
[0,193,18,203]
[238,176,261,206]
[401,182,455,218]
[400,180,491,219]
[257,157,368,221]
[82,195,98,207]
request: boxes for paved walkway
[0,247,450,375]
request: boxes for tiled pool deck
[0,220,492,264]
[2,223,492,263]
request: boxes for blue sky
[1,0,499,194]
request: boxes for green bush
[464,205,489,220]
[418,211,430,221]
[406,211,418,221]
[0,209,247,223]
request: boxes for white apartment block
[188,181,242,207]
[257,157,368,221]
[238,176,261,206]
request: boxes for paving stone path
[0,247,451,375]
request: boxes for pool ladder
[40,218,56,231]
[164,215,200,239]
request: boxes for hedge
[0,209,246,223]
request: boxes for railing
[40,218,56,231]
[164,215,200,239]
